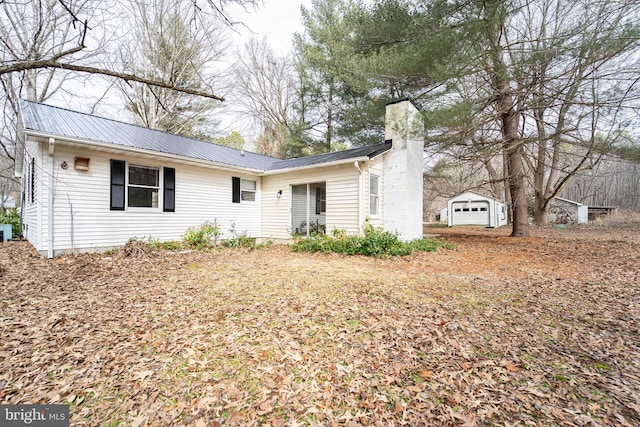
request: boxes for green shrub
[291,223,451,257]
[182,221,220,249]
[0,208,20,237]
[224,231,257,248]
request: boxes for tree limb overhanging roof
[20,100,391,172]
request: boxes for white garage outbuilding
[446,191,506,228]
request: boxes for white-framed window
[315,187,326,214]
[369,173,379,216]
[128,164,160,208]
[110,160,174,211]
[241,179,256,201]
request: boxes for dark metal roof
[268,142,391,170]
[20,100,390,172]
[20,100,277,170]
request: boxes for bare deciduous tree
[425,0,640,232]
[232,38,307,158]
[116,0,230,139]
[1,0,261,182]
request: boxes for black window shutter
[232,176,241,203]
[163,167,175,212]
[30,158,35,203]
[110,160,126,210]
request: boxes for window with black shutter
[30,158,35,203]
[110,160,125,210]
[163,167,175,212]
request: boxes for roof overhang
[262,156,373,176]
[24,128,389,177]
[24,129,265,175]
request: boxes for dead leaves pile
[0,224,639,426]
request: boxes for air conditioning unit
[0,224,12,242]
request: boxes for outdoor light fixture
[60,161,68,170]
[277,190,282,198]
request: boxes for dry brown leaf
[131,414,147,427]
[1,221,639,426]
[136,370,154,380]
[505,362,521,372]
[419,370,433,379]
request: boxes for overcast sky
[227,0,313,54]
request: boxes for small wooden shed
[548,197,588,224]
[446,191,506,228]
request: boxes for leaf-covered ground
[1,217,639,426]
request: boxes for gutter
[48,137,55,259]
[24,130,266,175]
[262,156,371,176]
[25,130,387,178]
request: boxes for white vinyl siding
[261,164,360,241]
[40,144,261,255]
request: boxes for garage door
[451,201,490,226]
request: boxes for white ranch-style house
[19,99,424,257]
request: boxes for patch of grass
[344,318,360,330]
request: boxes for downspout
[354,161,363,234]
[48,137,55,258]
[306,184,310,238]
[16,108,25,239]
[19,176,25,239]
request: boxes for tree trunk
[326,82,333,152]
[502,150,512,225]
[503,130,529,237]
[533,198,549,225]
[486,3,529,237]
